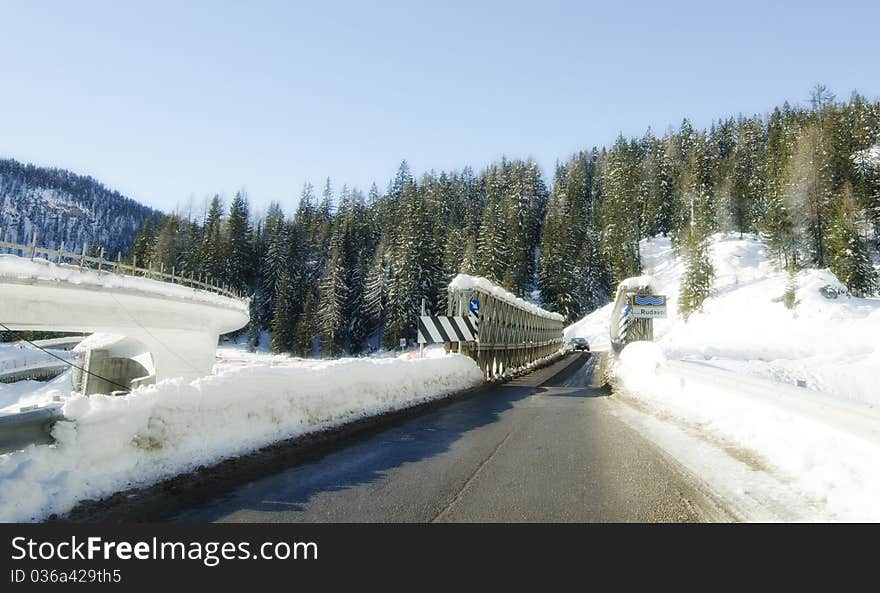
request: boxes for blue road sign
[622,304,631,316]
[469,298,480,314]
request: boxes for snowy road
[78,353,732,522]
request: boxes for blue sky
[2,0,878,215]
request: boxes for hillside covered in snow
[567,233,880,520]
[0,158,160,257]
[569,233,880,404]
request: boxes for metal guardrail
[0,405,64,454]
[0,228,245,300]
[0,362,70,383]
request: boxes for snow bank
[449,274,564,321]
[0,354,483,522]
[0,254,248,313]
[614,345,880,521]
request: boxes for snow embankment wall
[0,354,483,522]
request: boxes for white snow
[0,352,483,522]
[0,342,73,411]
[853,144,880,168]
[449,274,564,321]
[567,233,880,520]
[615,343,880,520]
[0,254,248,313]
[0,373,71,412]
[569,233,880,406]
[616,275,654,291]
[0,341,70,375]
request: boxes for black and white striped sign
[417,315,479,344]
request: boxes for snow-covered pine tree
[317,243,347,356]
[293,291,318,357]
[598,136,642,286]
[225,191,252,293]
[362,241,389,350]
[678,223,715,320]
[270,268,294,353]
[786,123,834,266]
[130,218,156,268]
[201,195,225,284]
[826,184,878,297]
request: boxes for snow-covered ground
[0,342,72,411]
[0,350,483,522]
[567,233,880,520]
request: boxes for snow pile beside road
[0,353,483,522]
[614,342,880,521]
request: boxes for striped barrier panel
[417,315,479,344]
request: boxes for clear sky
[2,0,878,215]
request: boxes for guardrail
[0,228,244,300]
[0,405,64,454]
[0,362,70,384]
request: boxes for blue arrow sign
[622,304,631,316]
[469,298,480,314]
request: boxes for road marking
[431,430,514,522]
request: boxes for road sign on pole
[630,295,667,319]
[469,298,480,314]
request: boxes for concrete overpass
[0,254,249,392]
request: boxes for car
[569,337,590,351]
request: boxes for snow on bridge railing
[446,274,565,378]
[0,229,245,301]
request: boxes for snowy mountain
[0,158,161,257]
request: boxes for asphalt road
[167,352,724,523]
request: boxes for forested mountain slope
[0,158,160,257]
[3,88,879,358]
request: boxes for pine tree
[599,136,642,285]
[362,243,388,350]
[225,191,252,293]
[317,227,349,357]
[270,269,294,353]
[293,291,318,357]
[826,184,878,296]
[130,218,156,267]
[201,195,225,284]
[786,123,834,266]
[678,224,715,320]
